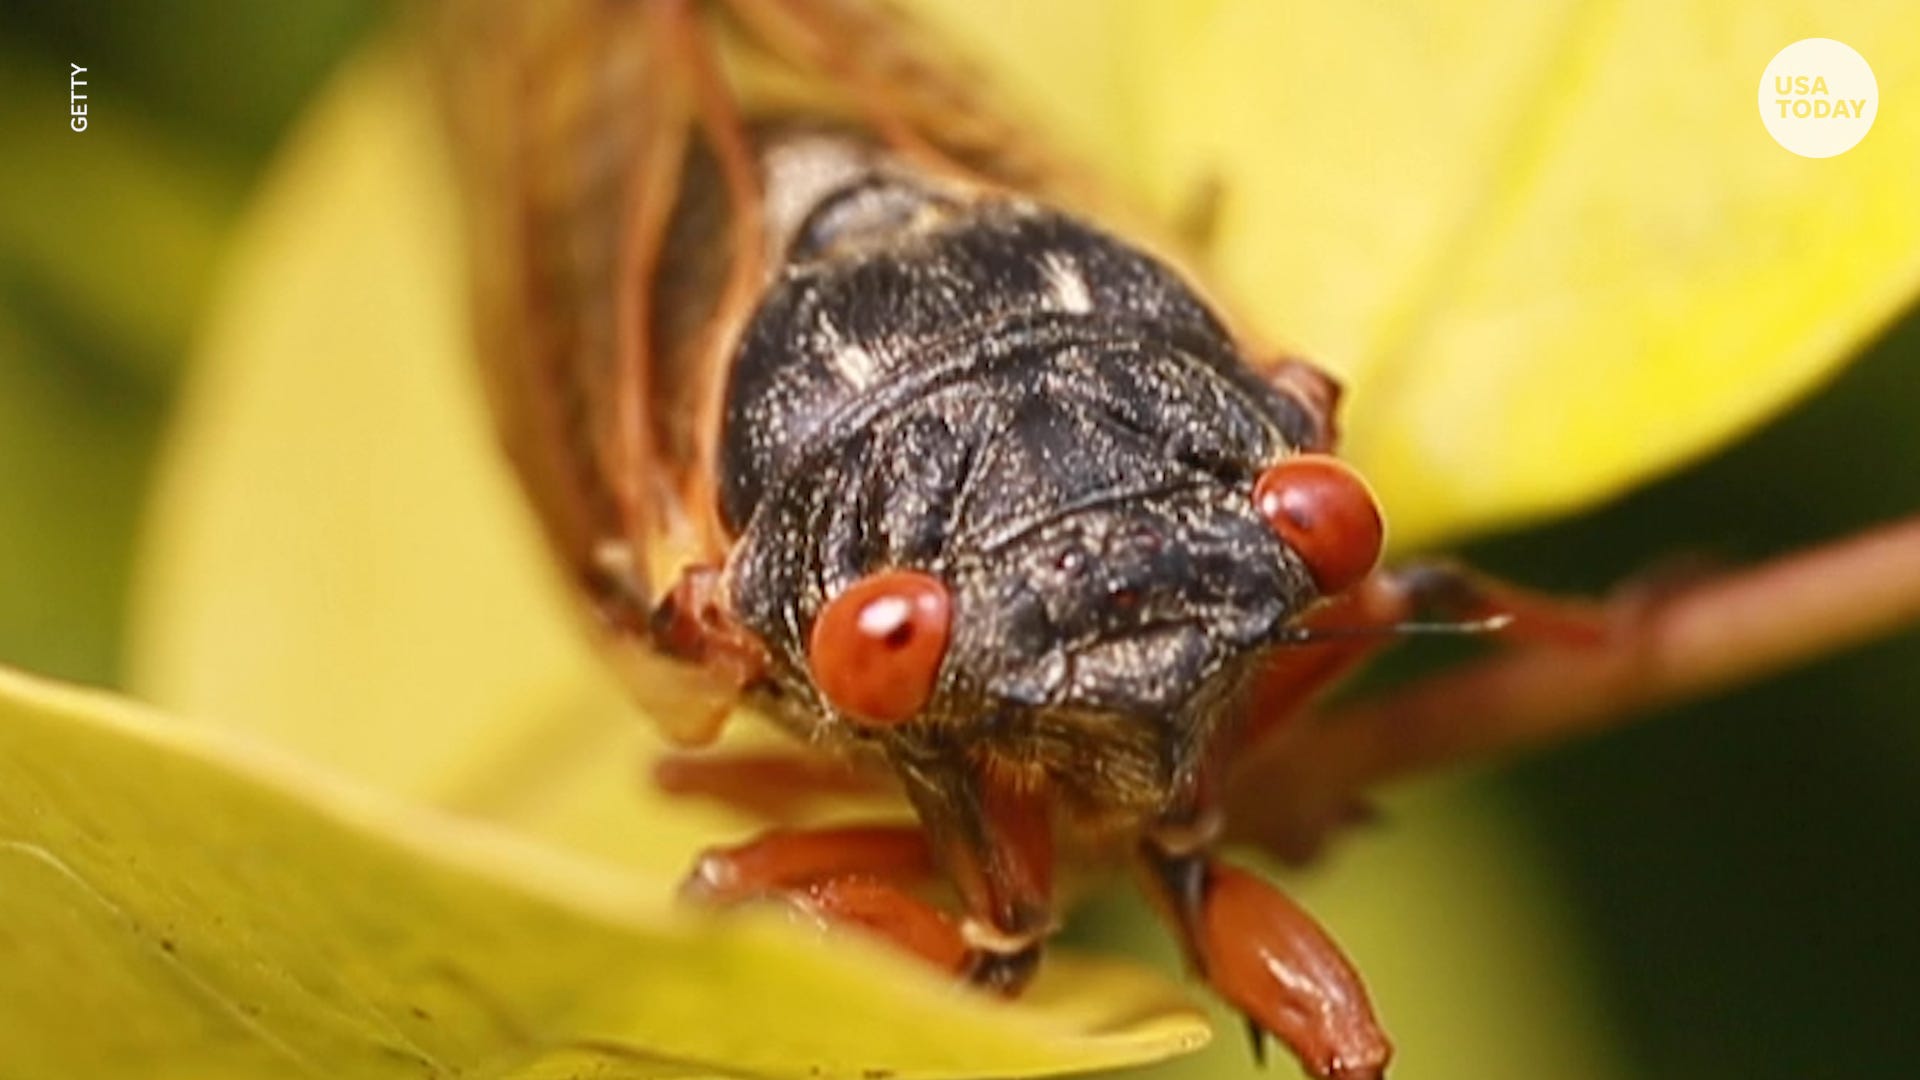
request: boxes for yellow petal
[0,664,1204,1078]
[912,1,1920,548]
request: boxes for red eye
[807,570,952,726]
[1253,454,1384,595]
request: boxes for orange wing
[430,0,1095,742]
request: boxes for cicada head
[722,191,1384,820]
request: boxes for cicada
[431,2,1920,1078]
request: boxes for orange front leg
[682,823,935,903]
[680,823,1039,989]
[681,824,964,973]
[653,750,898,822]
[1238,561,1602,754]
[1138,839,1391,1080]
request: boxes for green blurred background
[1,5,1915,1078]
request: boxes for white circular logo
[1760,39,1877,158]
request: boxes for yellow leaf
[0,664,1204,1079]
[912,0,1920,547]
[126,41,614,805]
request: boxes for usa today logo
[1760,39,1877,158]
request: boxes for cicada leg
[1230,514,1920,864]
[680,823,1040,988]
[1237,562,1608,754]
[682,823,934,904]
[648,564,766,683]
[652,749,898,822]
[1136,835,1391,1080]
[1228,562,1613,862]
[692,759,1068,996]
[681,824,964,972]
